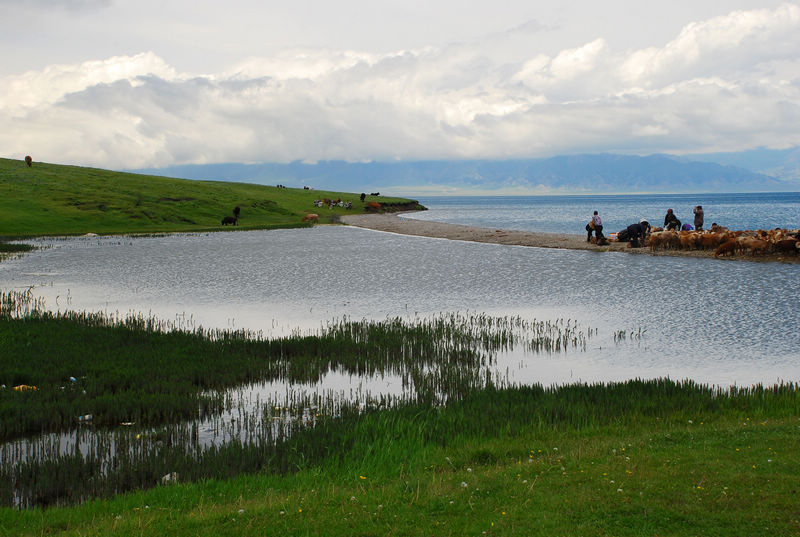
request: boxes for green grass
[0,157,421,237]
[1,399,798,536]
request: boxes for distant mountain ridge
[685,147,800,182]
[131,153,796,195]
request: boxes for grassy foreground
[2,394,798,536]
[0,157,421,237]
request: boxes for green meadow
[1,158,798,535]
[0,157,420,237]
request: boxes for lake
[407,192,800,235]
[2,223,798,388]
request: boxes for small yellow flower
[359,475,366,480]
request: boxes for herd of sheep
[644,226,800,258]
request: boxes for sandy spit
[340,213,799,264]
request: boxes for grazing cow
[370,192,380,196]
[360,193,366,202]
[221,216,238,226]
[301,213,319,223]
[24,156,32,167]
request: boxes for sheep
[714,240,737,258]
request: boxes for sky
[2,0,800,169]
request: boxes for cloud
[0,0,112,12]
[2,4,800,168]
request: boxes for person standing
[693,205,704,231]
[591,211,604,242]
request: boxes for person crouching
[626,219,649,248]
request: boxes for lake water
[2,222,798,388]
[407,192,800,235]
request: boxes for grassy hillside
[0,158,420,237]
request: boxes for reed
[2,290,798,509]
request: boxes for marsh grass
[1,290,798,512]
[0,288,798,531]
[0,290,606,506]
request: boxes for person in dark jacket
[693,205,704,231]
[626,220,650,248]
[664,209,681,231]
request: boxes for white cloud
[2,4,800,168]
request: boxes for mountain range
[131,150,800,195]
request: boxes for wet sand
[340,213,800,264]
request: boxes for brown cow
[365,202,381,212]
[301,213,319,223]
[24,156,32,167]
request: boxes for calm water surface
[2,226,798,388]
[409,192,800,235]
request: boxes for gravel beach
[341,212,800,264]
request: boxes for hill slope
[0,158,417,237]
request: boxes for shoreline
[340,212,800,264]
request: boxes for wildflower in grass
[359,475,366,480]
[461,482,468,488]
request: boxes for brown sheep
[714,240,737,258]
[746,239,770,255]
[773,238,799,255]
[678,231,697,250]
